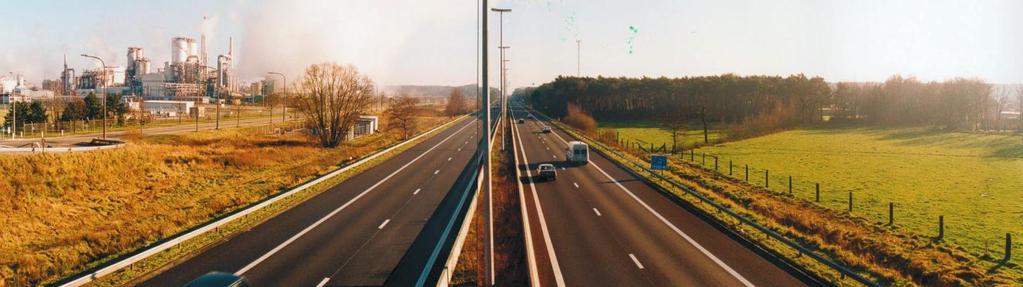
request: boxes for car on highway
[537,163,557,181]
[518,119,525,124]
[541,126,552,133]
[566,141,589,165]
[183,272,251,287]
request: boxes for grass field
[0,114,448,286]
[599,120,724,149]
[692,127,1023,267]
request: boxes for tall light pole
[492,7,510,155]
[481,2,494,287]
[81,54,107,140]
[498,46,509,151]
[576,39,581,77]
[268,72,286,133]
[1,73,11,139]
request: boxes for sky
[0,0,1020,89]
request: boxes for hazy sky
[0,0,1020,89]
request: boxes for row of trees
[832,76,1008,130]
[3,92,130,132]
[527,74,831,142]
[527,75,1006,142]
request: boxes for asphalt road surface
[509,106,808,287]
[139,117,483,287]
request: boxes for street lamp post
[268,72,286,134]
[81,54,107,140]
[481,3,493,287]
[576,39,581,76]
[492,8,511,154]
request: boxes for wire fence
[603,132,1017,265]
[1,111,289,142]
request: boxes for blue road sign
[651,154,668,170]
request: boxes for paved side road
[0,117,278,148]
[510,107,808,287]
[138,117,482,287]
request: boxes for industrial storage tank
[171,37,193,64]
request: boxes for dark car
[537,163,557,181]
[184,272,251,287]
[518,119,525,124]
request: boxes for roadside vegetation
[0,104,449,285]
[694,127,1023,272]
[453,120,528,286]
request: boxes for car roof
[539,163,554,167]
[183,272,246,287]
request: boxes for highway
[509,106,808,287]
[138,116,484,287]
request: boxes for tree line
[525,75,1003,142]
[3,92,129,132]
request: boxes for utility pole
[2,73,12,139]
[81,54,107,139]
[268,72,286,134]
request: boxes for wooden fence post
[888,202,894,225]
[765,170,769,188]
[729,160,733,176]
[702,152,706,165]
[938,215,944,240]
[815,183,820,202]
[714,157,718,172]
[690,149,694,161]
[1005,233,1012,262]
[788,176,792,194]
[848,191,853,212]
[745,165,749,182]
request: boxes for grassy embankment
[692,127,1023,277]
[599,120,724,149]
[553,119,1015,286]
[452,121,528,286]
[0,112,451,286]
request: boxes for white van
[565,141,589,164]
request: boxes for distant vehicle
[537,163,557,181]
[518,119,525,124]
[566,141,589,164]
[541,126,552,133]
[184,272,251,287]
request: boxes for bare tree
[387,94,420,140]
[662,112,686,152]
[296,63,375,148]
[445,88,467,117]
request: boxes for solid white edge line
[378,219,391,230]
[234,120,476,275]
[512,111,567,287]
[530,110,755,287]
[629,253,645,270]
[593,208,602,217]
[316,277,330,287]
[510,113,542,287]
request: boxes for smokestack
[229,37,233,57]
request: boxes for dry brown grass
[0,116,448,286]
[452,123,527,286]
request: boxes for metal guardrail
[528,108,880,287]
[56,115,470,287]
